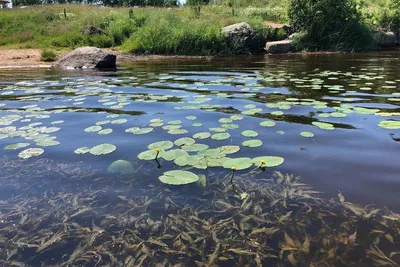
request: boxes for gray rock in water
[221,22,255,53]
[53,47,116,69]
[265,40,292,54]
[81,25,105,36]
[376,31,397,47]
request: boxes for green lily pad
[211,133,231,140]
[379,120,400,129]
[4,143,30,150]
[18,148,44,159]
[174,155,201,167]
[162,125,181,130]
[90,144,116,156]
[182,143,209,152]
[271,111,284,116]
[96,120,110,125]
[300,132,314,138]
[174,137,195,147]
[138,149,158,160]
[221,123,239,129]
[242,130,258,137]
[36,140,60,147]
[251,156,284,167]
[197,174,207,188]
[148,141,174,150]
[242,139,263,148]
[260,121,276,127]
[210,127,226,133]
[186,116,197,120]
[74,147,90,154]
[111,119,128,124]
[168,120,182,125]
[160,149,188,161]
[98,128,113,135]
[223,157,253,170]
[168,129,188,135]
[158,170,199,185]
[192,123,203,127]
[230,115,244,121]
[219,145,240,154]
[84,125,102,133]
[219,118,233,123]
[312,121,335,130]
[193,132,211,139]
[126,127,154,135]
[107,160,134,175]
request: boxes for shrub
[40,49,57,62]
[378,0,400,35]
[288,0,375,51]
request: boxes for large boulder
[53,47,116,69]
[376,31,397,47]
[221,22,256,53]
[265,40,293,54]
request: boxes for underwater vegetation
[1,157,400,266]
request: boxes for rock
[265,40,292,54]
[221,22,256,53]
[288,33,300,40]
[81,25,105,36]
[52,47,116,69]
[264,21,293,37]
[376,31,397,47]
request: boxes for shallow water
[1,52,400,266]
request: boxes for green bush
[288,0,375,51]
[40,49,57,62]
[378,0,400,35]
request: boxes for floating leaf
[96,120,110,125]
[251,156,284,167]
[138,150,158,160]
[18,148,44,159]
[300,132,314,138]
[168,129,188,135]
[242,130,258,137]
[271,111,284,116]
[379,120,400,130]
[260,121,276,127]
[182,143,209,152]
[219,118,233,123]
[4,143,30,150]
[242,139,263,148]
[211,133,231,140]
[277,130,285,135]
[36,140,60,147]
[210,127,226,133]
[186,116,196,120]
[126,127,154,135]
[168,120,182,125]
[193,132,211,139]
[197,174,207,188]
[174,137,195,147]
[160,149,188,161]
[192,123,202,127]
[223,157,253,170]
[89,144,116,155]
[84,125,102,133]
[230,115,244,121]
[219,145,240,154]
[158,170,199,185]
[74,147,90,154]
[111,119,127,124]
[98,128,113,135]
[107,160,134,175]
[312,121,335,130]
[148,141,173,150]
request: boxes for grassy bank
[0,1,395,55]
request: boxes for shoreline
[0,48,399,69]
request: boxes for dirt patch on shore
[0,49,51,68]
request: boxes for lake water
[1,52,400,266]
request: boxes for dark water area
[1,52,400,266]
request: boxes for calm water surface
[0,52,400,265]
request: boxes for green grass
[0,1,391,55]
[40,49,57,62]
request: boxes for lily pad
[251,156,284,167]
[174,137,195,147]
[138,150,158,160]
[111,119,128,124]
[193,132,211,140]
[90,144,116,156]
[192,123,203,127]
[186,116,197,120]
[98,128,113,135]
[379,120,400,130]
[219,145,240,154]
[242,130,258,137]
[4,143,30,150]
[160,149,188,161]
[148,140,174,150]
[312,121,335,130]
[242,139,263,148]
[74,147,90,154]
[168,120,182,125]
[18,148,44,159]
[271,111,284,116]
[158,170,199,185]
[211,133,231,140]
[260,121,276,127]
[300,132,315,138]
[168,129,188,135]
[126,127,154,135]
[84,126,102,133]
[223,157,253,170]
[182,143,209,152]
[107,160,134,175]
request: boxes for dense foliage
[288,0,375,51]
[378,0,400,35]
